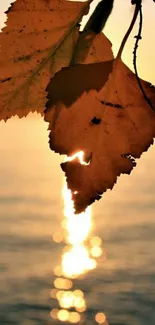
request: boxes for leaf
[0,0,90,121]
[45,31,114,126]
[45,42,155,213]
[45,0,114,123]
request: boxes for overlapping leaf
[0,0,90,120]
[45,30,155,213]
[45,31,114,125]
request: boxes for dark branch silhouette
[83,0,114,34]
[133,1,155,112]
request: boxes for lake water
[0,114,155,325]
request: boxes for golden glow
[61,180,102,277]
[50,288,58,299]
[51,151,104,323]
[95,312,106,324]
[61,180,96,278]
[58,291,74,309]
[61,219,67,229]
[73,290,84,298]
[51,308,81,323]
[90,236,102,247]
[66,150,90,166]
[50,309,59,319]
[68,312,81,323]
[91,246,103,258]
[74,297,85,309]
[53,231,64,243]
[62,245,97,278]
[54,290,87,312]
[54,265,62,277]
[54,278,73,290]
[57,309,70,322]
[62,184,92,244]
[76,305,87,313]
[56,290,65,300]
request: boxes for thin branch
[116,1,140,59]
[133,3,155,112]
[83,0,114,33]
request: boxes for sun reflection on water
[50,152,107,324]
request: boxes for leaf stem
[133,3,155,112]
[116,1,141,59]
[83,0,114,33]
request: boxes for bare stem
[116,1,141,59]
[133,3,155,111]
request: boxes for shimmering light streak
[50,151,106,323]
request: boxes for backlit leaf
[45,40,155,213]
[0,0,90,120]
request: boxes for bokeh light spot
[58,309,70,322]
[54,278,73,289]
[91,246,103,258]
[95,312,106,324]
[69,311,81,323]
[50,308,59,319]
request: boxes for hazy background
[0,0,155,325]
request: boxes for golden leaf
[45,28,155,213]
[0,0,90,120]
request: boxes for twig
[133,3,155,112]
[116,1,140,59]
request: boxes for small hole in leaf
[91,117,101,125]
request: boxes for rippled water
[0,115,155,325]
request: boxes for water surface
[0,115,155,325]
